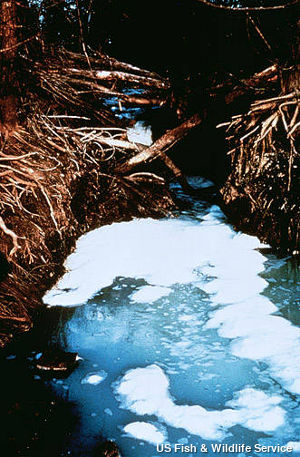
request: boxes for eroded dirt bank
[0,48,176,349]
[0,124,175,347]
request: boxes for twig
[194,0,299,11]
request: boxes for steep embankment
[0,50,175,348]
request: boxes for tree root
[220,89,300,252]
[0,216,20,259]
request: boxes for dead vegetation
[33,49,170,122]
[220,86,299,252]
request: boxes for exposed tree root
[0,114,176,347]
[0,49,176,348]
[0,217,20,258]
[33,49,170,124]
[220,89,299,253]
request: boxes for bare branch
[0,35,37,54]
[194,0,299,11]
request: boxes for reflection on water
[1,177,300,457]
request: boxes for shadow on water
[0,341,77,457]
[262,256,300,326]
[0,305,118,456]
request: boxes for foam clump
[123,422,167,445]
[286,442,300,452]
[206,295,300,395]
[127,121,152,146]
[81,370,107,385]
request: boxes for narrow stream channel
[1,174,299,456]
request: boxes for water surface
[2,177,300,457]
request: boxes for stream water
[1,175,300,457]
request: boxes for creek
[1,152,299,457]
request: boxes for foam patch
[130,286,172,303]
[287,442,300,453]
[44,214,264,308]
[123,422,167,445]
[115,364,285,441]
[81,370,107,385]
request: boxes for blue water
[2,178,300,457]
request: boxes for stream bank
[0,126,175,348]
[0,49,176,349]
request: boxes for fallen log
[63,79,165,107]
[64,49,166,81]
[117,113,205,193]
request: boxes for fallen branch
[35,49,170,121]
[94,70,169,89]
[117,114,203,174]
[116,113,205,193]
[211,65,279,104]
[195,0,299,11]
[64,49,166,80]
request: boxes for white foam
[206,295,300,394]
[104,408,113,416]
[226,388,284,433]
[123,422,167,445]
[115,364,285,441]
[81,370,107,385]
[130,286,171,303]
[127,121,152,146]
[43,213,264,308]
